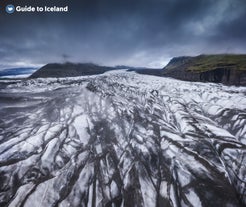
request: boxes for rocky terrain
[162,54,246,86]
[0,71,246,207]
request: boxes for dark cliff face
[29,63,115,78]
[199,68,246,85]
[162,55,246,86]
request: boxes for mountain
[162,54,246,86]
[29,62,163,78]
[29,62,116,78]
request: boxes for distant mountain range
[29,62,162,78]
[162,54,246,86]
[3,54,246,86]
[0,67,37,78]
[29,63,116,78]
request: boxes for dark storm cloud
[0,0,246,69]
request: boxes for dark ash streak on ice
[0,71,245,207]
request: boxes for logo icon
[6,5,15,14]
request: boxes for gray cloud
[0,0,246,69]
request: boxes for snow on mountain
[0,71,245,206]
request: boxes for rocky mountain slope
[0,71,245,206]
[29,63,116,78]
[162,54,246,86]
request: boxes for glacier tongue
[0,71,246,207]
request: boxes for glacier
[0,71,245,207]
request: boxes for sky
[0,0,246,69]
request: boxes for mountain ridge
[29,54,246,86]
[29,62,116,78]
[162,54,246,86]
[29,62,162,78]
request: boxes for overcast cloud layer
[0,0,246,69]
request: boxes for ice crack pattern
[0,71,246,207]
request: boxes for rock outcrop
[162,54,246,86]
